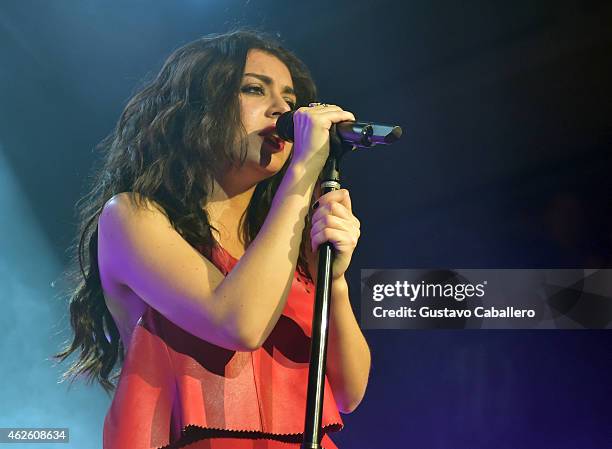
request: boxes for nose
[267,91,292,118]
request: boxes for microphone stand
[301,126,355,449]
[295,117,401,448]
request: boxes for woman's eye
[241,85,296,109]
[241,85,264,95]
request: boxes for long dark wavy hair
[53,30,317,394]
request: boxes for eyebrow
[243,72,296,97]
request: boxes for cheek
[239,97,262,134]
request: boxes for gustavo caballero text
[373,305,536,319]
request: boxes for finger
[311,227,342,251]
[307,102,354,117]
[316,109,356,122]
[311,228,357,252]
[293,108,355,130]
[311,212,361,242]
[310,213,353,236]
[313,189,352,213]
[308,102,342,109]
[311,200,352,224]
[300,104,355,122]
[298,104,343,114]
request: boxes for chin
[241,141,292,181]
[258,160,288,179]
[258,149,290,174]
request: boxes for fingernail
[312,201,319,210]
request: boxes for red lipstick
[262,135,285,152]
[259,126,285,152]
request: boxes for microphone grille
[276,111,295,142]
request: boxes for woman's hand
[310,189,360,280]
[290,103,355,174]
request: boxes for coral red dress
[103,243,344,449]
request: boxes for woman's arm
[326,275,371,414]
[98,163,317,352]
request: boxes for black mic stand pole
[301,126,355,449]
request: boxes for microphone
[276,111,402,148]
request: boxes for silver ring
[321,181,341,190]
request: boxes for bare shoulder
[102,191,168,224]
[97,191,208,286]
[98,191,180,255]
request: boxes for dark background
[0,1,610,448]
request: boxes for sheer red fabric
[103,243,343,449]
[179,433,338,449]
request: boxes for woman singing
[54,30,371,449]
